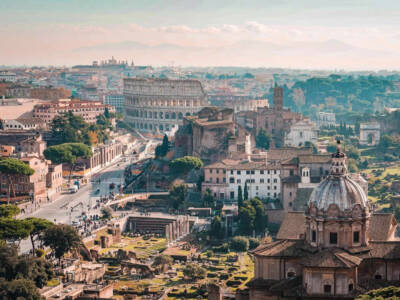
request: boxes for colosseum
[123,78,208,133]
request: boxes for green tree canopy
[202,188,215,208]
[42,224,82,263]
[0,218,33,244]
[0,158,35,198]
[0,244,54,289]
[44,143,92,181]
[0,278,43,300]
[0,204,20,218]
[25,218,53,251]
[182,264,206,281]
[169,184,187,210]
[230,236,249,252]
[169,156,203,174]
[256,129,271,150]
[209,216,224,240]
[238,200,256,235]
[238,185,243,207]
[152,254,173,272]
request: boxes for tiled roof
[267,147,313,162]
[301,249,362,268]
[368,241,400,259]
[276,212,306,240]
[251,239,309,258]
[369,213,397,241]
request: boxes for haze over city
[2,2,400,300]
[2,0,400,69]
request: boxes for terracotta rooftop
[301,249,362,268]
[367,241,400,259]
[268,147,313,162]
[369,213,397,241]
[276,212,306,240]
[251,239,312,258]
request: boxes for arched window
[185,112,190,116]
[159,124,164,131]
[159,112,163,119]
[348,283,354,292]
[171,112,176,119]
[178,112,183,119]
[165,112,170,119]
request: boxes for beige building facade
[124,78,208,133]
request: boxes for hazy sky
[2,0,400,69]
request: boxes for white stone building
[202,160,281,202]
[284,119,318,147]
[316,111,336,128]
[124,78,208,133]
[0,72,16,82]
[2,118,45,131]
[360,122,380,146]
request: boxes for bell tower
[273,85,283,110]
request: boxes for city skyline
[2,0,400,69]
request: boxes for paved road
[19,138,157,253]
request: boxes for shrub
[169,156,204,174]
[212,243,229,253]
[230,236,249,252]
[220,273,229,280]
[183,264,206,280]
[226,280,241,287]
[249,237,260,250]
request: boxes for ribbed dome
[309,175,368,211]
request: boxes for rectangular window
[210,169,213,173]
[237,170,241,175]
[237,179,241,184]
[216,169,219,174]
[230,170,233,175]
[246,170,250,175]
[229,178,234,183]
[223,178,226,183]
[230,191,235,199]
[260,179,264,183]
[330,232,338,244]
[260,170,264,174]
[251,170,255,175]
[312,230,316,242]
[353,231,360,243]
[324,285,331,294]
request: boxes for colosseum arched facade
[123,78,208,133]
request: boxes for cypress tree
[238,185,243,207]
[244,182,249,200]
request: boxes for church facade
[249,145,400,299]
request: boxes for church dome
[308,142,369,212]
[309,175,369,211]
